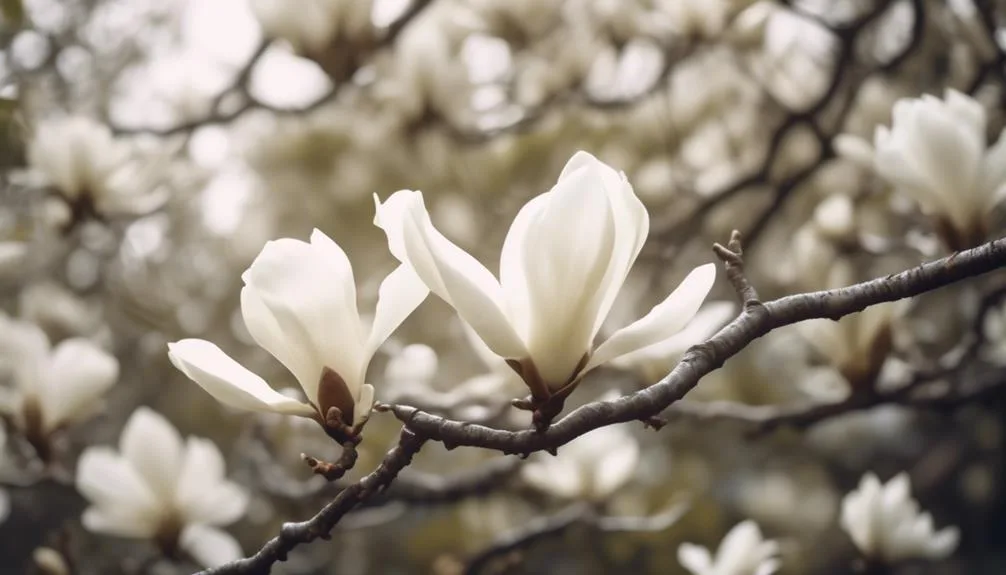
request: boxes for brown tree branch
[386,237,1006,455]
[196,428,426,575]
[202,236,1006,574]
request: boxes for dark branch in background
[113,0,435,137]
[651,0,928,251]
[462,501,689,575]
[202,236,1006,574]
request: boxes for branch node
[641,416,667,431]
[713,230,761,306]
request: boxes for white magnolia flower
[836,89,1006,250]
[520,421,639,501]
[168,229,428,439]
[27,116,167,218]
[678,520,781,575]
[0,313,118,459]
[250,0,373,54]
[375,151,716,423]
[76,408,248,568]
[611,301,735,383]
[841,472,959,563]
[798,301,907,392]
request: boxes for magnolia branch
[198,429,426,575]
[386,237,1006,454]
[204,235,1006,574]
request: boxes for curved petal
[240,286,320,404]
[610,301,736,373]
[76,447,162,523]
[82,506,160,539]
[502,161,617,386]
[354,383,375,426]
[362,264,430,368]
[40,338,119,431]
[584,263,716,373]
[174,437,248,526]
[167,339,316,417]
[179,524,244,568]
[677,543,713,575]
[119,408,183,504]
[375,190,528,359]
[242,231,365,401]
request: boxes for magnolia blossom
[76,408,248,568]
[0,313,118,460]
[835,89,1006,250]
[678,520,781,575]
[798,301,907,392]
[27,116,167,219]
[611,301,735,383]
[168,229,428,439]
[520,421,639,501]
[841,472,959,563]
[375,151,716,423]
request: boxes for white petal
[677,543,713,575]
[167,339,316,417]
[715,520,763,571]
[242,231,365,401]
[563,152,650,341]
[0,314,50,395]
[81,506,160,538]
[375,190,528,359]
[39,338,118,431]
[76,447,162,522]
[363,264,429,367]
[179,524,244,568]
[610,301,735,372]
[240,286,320,405]
[833,134,876,169]
[502,159,618,386]
[174,437,248,526]
[354,383,375,426]
[585,263,716,373]
[980,127,1006,208]
[592,435,640,498]
[119,408,183,504]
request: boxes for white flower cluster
[169,151,716,432]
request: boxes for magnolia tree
[1,0,1005,573]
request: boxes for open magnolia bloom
[520,420,640,502]
[835,89,1006,251]
[678,520,781,575]
[0,313,119,461]
[27,116,168,222]
[168,229,428,441]
[375,151,716,426]
[797,300,909,394]
[841,472,959,564]
[76,408,248,568]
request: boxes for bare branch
[197,428,426,575]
